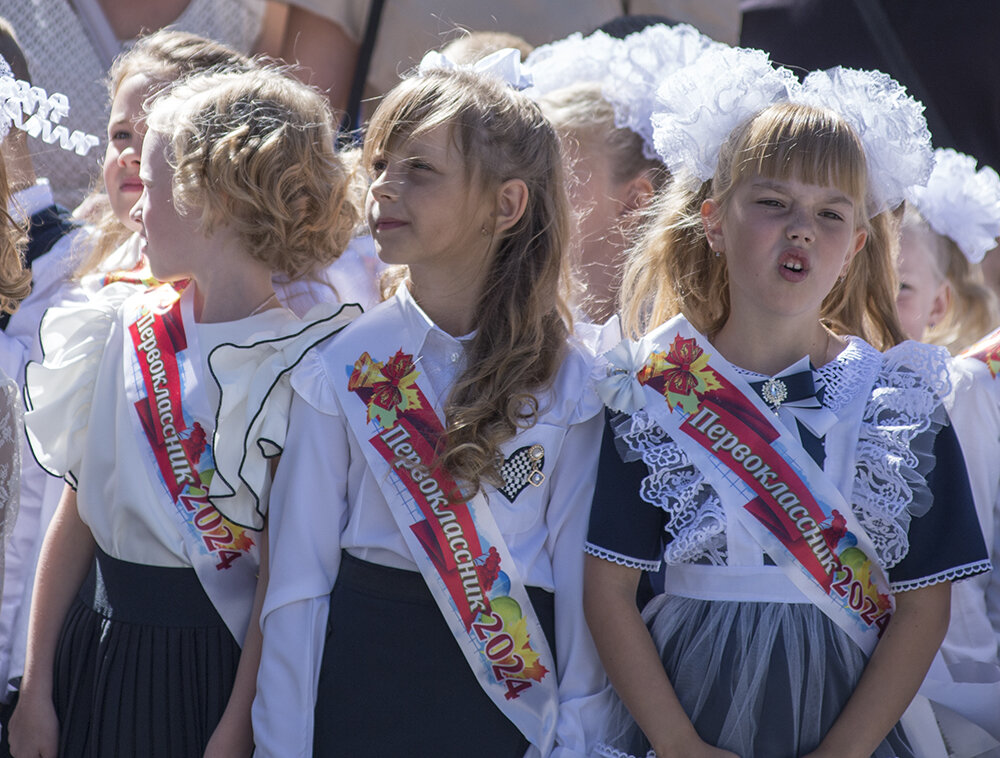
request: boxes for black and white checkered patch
[498,444,545,503]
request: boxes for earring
[480,224,490,237]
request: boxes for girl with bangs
[253,53,607,758]
[584,48,990,758]
[9,67,359,758]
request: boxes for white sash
[331,301,559,752]
[604,316,895,655]
[121,285,259,643]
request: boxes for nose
[118,140,141,168]
[369,166,399,201]
[786,207,814,243]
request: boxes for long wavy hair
[364,68,573,495]
[621,101,906,350]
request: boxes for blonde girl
[252,54,607,757]
[10,67,358,758]
[584,49,990,758]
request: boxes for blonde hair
[364,68,573,495]
[621,102,906,350]
[146,67,360,278]
[903,204,1000,353]
[0,156,31,314]
[440,31,534,64]
[76,30,255,278]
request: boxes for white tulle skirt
[595,594,913,758]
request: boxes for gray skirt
[595,594,913,758]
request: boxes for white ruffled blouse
[253,286,609,758]
[22,284,358,568]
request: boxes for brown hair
[364,68,573,494]
[0,156,31,314]
[621,101,906,350]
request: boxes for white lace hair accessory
[417,47,533,91]
[792,67,933,214]
[906,148,1000,263]
[0,54,100,156]
[651,48,934,216]
[603,24,722,160]
[523,30,623,99]
[651,45,798,184]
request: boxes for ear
[493,178,529,234]
[928,280,952,328]
[620,172,656,215]
[701,198,725,253]
[840,227,868,277]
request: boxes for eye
[110,129,132,141]
[757,197,784,208]
[406,158,433,171]
[820,210,845,221]
[370,158,388,175]
[898,281,914,293]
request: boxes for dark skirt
[54,547,240,757]
[313,552,556,758]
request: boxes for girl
[583,48,991,758]
[8,67,359,758]
[896,148,1000,352]
[252,59,607,757]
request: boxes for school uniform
[252,285,608,758]
[586,321,990,758]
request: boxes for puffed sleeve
[253,355,351,758]
[207,303,360,531]
[541,406,612,758]
[22,285,132,484]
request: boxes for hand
[8,692,59,758]
[202,712,253,758]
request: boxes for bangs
[725,103,868,221]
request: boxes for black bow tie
[749,369,827,467]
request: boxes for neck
[188,239,277,323]
[712,311,843,375]
[406,257,490,337]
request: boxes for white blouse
[254,286,608,758]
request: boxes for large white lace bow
[418,48,533,91]
[651,45,798,184]
[596,339,647,414]
[523,31,623,99]
[906,148,1000,263]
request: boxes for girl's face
[104,73,158,231]
[130,129,201,282]
[365,123,496,278]
[703,174,867,324]
[896,226,949,340]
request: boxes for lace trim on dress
[608,337,953,572]
[595,744,655,758]
[852,340,952,569]
[0,375,22,585]
[584,543,662,572]
[890,559,992,594]
[611,409,728,566]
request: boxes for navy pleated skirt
[54,547,240,757]
[313,552,556,757]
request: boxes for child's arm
[583,555,739,758]
[802,581,951,758]
[8,484,95,758]
[203,526,269,758]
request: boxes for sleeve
[22,288,128,483]
[584,412,666,572]
[543,410,613,758]
[889,421,992,592]
[253,388,350,758]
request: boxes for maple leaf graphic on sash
[639,335,722,414]
[508,617,549,682]
[349,350,423,426]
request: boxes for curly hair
[0,156,31,315]
[146,67,361,278]
[364,68,573,495]
[76,29,256,278]
[621,101,906,350]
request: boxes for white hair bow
[417,47,534,91]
